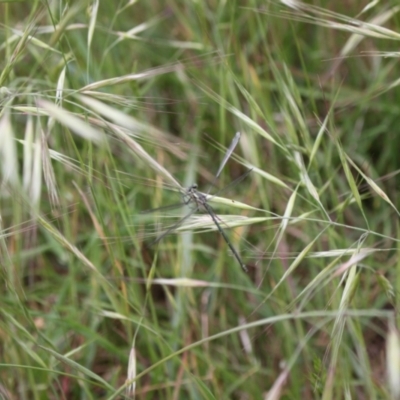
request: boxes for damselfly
[143,132,250,272]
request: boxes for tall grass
[1,1,400,399]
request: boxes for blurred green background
[1,1,400,399]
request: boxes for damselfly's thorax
[183,184,208,211]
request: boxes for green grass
[1,0,400,398]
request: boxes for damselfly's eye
[192,184,198,189]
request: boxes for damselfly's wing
[215,132,241,179]
[207,132,241,194]
[141,202,185,214]
[150,207,198,245]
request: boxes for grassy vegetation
[1,0,400,398]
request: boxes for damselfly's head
[183,184,199,204]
